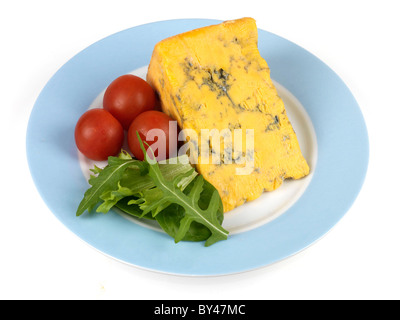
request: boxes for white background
[1,0,399,300]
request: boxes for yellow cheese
[147,18,310,212]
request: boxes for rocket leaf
[76,155,147,216]
[154,178,224,242]
[76,134,229,246]
[138,149,228,246]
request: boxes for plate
[26,19,369,276]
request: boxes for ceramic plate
[26,19,369,276]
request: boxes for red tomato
[127,110,178,161]
[75,108,124,161]
[103,74,157,130]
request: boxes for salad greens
[76,147,229,246]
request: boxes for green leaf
[97,155,197,215]
[155,204,214,242]
[115,197,154,220]
[119,155,196,194]
[155,177,224,242]
[97,183,135,213]
[76,153,146,216]
[141,150,229,246]
[128,187,168,217]
[77,134,228,246]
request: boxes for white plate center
[78,66,318,235]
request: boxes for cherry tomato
[127,110,178,161]
[75,108,124,161]
[103,74,157,130]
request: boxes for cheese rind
[147,18,310,212]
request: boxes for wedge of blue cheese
[147,17,310,212]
